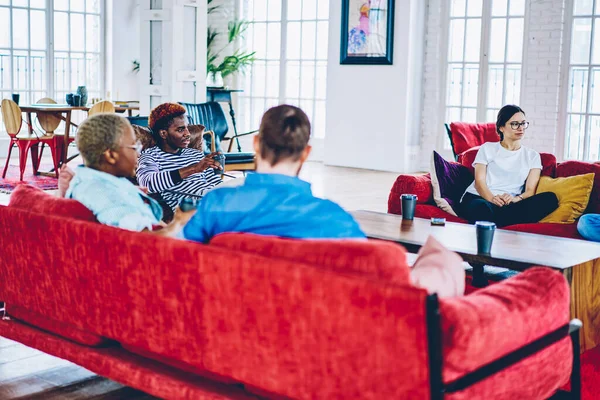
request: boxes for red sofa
[388,147,600,239]
[0,186,581,399]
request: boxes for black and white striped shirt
[137,146,222,209]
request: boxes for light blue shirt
[182,173,365,243]
[66,166,163,231]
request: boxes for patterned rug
[0,165,58,194]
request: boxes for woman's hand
[499,193,514,204]
[510,194,523,203]
[172,206,197,226]
[490,194,507,207]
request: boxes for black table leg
[469,262,488,288]
[227,101,243,152]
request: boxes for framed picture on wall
[340,0,395,65]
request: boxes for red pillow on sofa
[449,122,499,156]
[459,148,557,177]
[9,184,97,222]
[388,173,433,215]
[210,233,411,285]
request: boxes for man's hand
[58,165,75,198]
[194,152,222,173]
[179,152,221,179]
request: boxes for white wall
[324,0,426,173]
[106,0,141,102]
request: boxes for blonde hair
[77,114,131,168]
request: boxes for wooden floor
[0,161,400,399]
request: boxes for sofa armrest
[388,174,433,215]
[439,267,571,383]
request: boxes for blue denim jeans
[577,214,600,242]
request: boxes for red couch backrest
[210,232,411,285]
[0,205,431,399]
[449,122,499,156]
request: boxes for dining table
[19,104,140,167]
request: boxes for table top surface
[351,210,600,270]
[206,87,243,93]
[20,105,139,112]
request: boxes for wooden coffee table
[352,210,600,352]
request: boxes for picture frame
[340,0,395,65]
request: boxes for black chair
[179,101,256,173]
[127,116,149,127]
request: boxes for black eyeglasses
[509,121,530,130]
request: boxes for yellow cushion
[536,173,595,223]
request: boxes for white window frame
[237,0,329,140]
[438,0,529,150]
[0,0,105,105]
[557,0,600,161]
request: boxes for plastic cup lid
[475,221,496,229]
[401,194,418,199]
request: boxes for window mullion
[459,15,468,119]
[48,0,54,100]
[9,2,14,95]
[502,14,510,106]
[478,0,493,121]
[584,15,596,159]
[279,0,287,102]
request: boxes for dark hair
[496,104,525,141]
[151,112,186,142]
[259,104,311,166]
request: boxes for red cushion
[8,304,110,347]
[449,122,499,155]
[556,160,600,214]
[504,222,581,239]
[9,184,96,222]
[210,233,411,285]
[414,204,468,223]
[459,148,557,177]
[440,267,572,399]
[388,173,433,215]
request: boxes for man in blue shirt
[182,105,365,243]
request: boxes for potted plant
[207,2,255,88]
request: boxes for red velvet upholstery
[503,222,582,239]
[440,268,572,399]
[388,173,433,215]
[9,183,97,222]
[210,233,410,285]
[0,204,574,399]
[8,304,110,347]
[449,122,499,156]
[556,161,600,214]
[414,204,468,223]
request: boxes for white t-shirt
[464,142,542,197]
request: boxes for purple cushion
[430,151,474,216]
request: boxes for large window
[0,0,103,106]
[445,0,525,124]
[238,0,329,138]
[564,0,600,160]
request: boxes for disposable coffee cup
[214,153,226,172]
[401,194,418,220]
[179,197,199,212]
[475,221,496,254]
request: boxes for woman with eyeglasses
[457,104,559,227]
[65,113,195,236]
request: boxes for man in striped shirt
[137,103,223,210]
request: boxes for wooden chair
[1,99,60,180]
[34,97,73,174]
[88,100,115,116]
